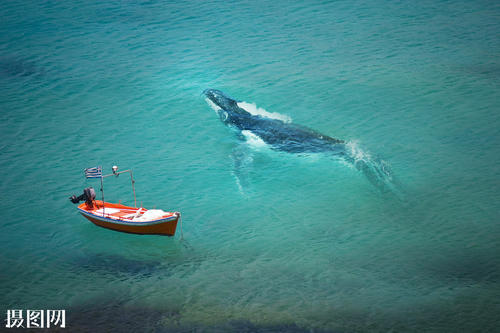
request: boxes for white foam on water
[346,140,372,163]
[205,98,221,113]
[241,130,268,149]
[345,140,398,192]
[233,172,245,195]
[237,101,292,123]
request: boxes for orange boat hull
[78,201,179,236]
[81,214,179,235]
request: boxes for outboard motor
[69,187,96,207]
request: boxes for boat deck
[79,201,175,222]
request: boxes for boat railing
[101,166,137,208]
[84,166,138,217]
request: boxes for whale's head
[203,89,251,126]
[203,89,235,110]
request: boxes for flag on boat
[85,166,102,179]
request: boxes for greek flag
[85,166,102,179]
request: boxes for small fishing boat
[70,166,181,236]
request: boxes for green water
[1,0,499,331]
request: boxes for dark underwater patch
[73,253,163,278]
[423,248,500,284]
[71,242,203,279]
[52,298,343,333]
[189,320,342,333]
[0,57,40,78]
[51,300,177,333]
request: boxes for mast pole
[130,170,137,208]
[103,168,136,208]
[100,175,105,216]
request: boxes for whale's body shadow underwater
[203,89,403,197]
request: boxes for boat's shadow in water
[69,239,198,279]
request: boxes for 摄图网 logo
[5,310,65,329]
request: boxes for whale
[203,89,346,154]
[203,89,399,194]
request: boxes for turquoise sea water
[1,0,499,331]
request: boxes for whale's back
[241,117,344,153]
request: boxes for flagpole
[84,166,104,215]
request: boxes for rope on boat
[177,212,183,240]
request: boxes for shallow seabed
[1,0,499,332]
